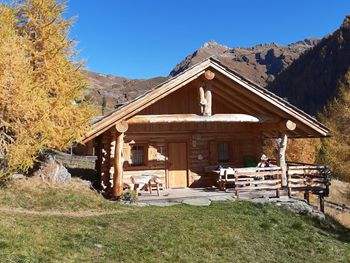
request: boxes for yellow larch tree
[263,138,320,165]
[17,0,96,150]
[0,4,49,177]
[0,0,96,180]
[319,73,350,182]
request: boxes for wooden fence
[217,163,331,212]
[218,167,282,198]
[287,163,331,212]
[51,150,97,169]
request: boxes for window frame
[217,141,231,163]
[130,144,148,167]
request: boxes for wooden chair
[148,176,164,196]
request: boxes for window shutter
[148,145,157,167]
[123,143,131,166]
[209,141,217,165]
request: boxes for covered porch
[122,161,330,211]
[90,115,330,211]
[134,186,289,203]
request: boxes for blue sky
[65,0,350,79]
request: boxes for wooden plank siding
[138,82,238,116]
[86,119,265,189]
[113,121,262,188]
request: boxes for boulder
[182,198,211,206]
[208,196,235,202]
[251,197,325,220]
[34,155,71,184]
[276,199,325,220]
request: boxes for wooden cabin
[77,58,329,198]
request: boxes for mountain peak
[289,38,319,47]
[202,40,218,48]
[202,40,229,49]
[169,39,313,84]
[341,14,350,29]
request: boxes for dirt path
[0,206,124,218]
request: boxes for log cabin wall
[76,79,279,188]
[121,122,263,187]
[100,130,113,191]
[115,80,265,187]
[75,122,266,188]
[74,85,269,188]
[189,131,261,187]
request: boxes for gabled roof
[82,57,329,143]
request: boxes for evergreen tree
[102,95,107,115]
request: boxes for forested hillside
[268,16,350,115]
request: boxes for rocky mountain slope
[87,15,350,117]
[268,16,350,115]
[86,40,316,115]
[170,39,318,86]
[86,71,166,114]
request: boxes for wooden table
[130,175,153,193]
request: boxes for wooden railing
[287,165,331,196]
[287,164,331,212]
[216,163,331,212]
[218,167,282,198]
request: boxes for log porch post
[277,120,296,187]
[279,133,288,187]
[199,70,215,116]
[101,132,112,192]
[113,121,128,197]
[95,136,103,190]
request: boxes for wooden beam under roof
[212,92,250,114]
[212,68,328,136]
[214,75,280,115]
[212,83,272,115]
[127,114,278,124]
[213,73,323,137]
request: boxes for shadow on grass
[251,201,350,244]
[317,214,350,243]
[68,168,101,191]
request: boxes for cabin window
[130,145,146,166]
[217,142,230,162]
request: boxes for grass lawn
[0,179,349,263]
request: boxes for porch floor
[136,187,289,204]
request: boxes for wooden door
[168,142,188,188]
